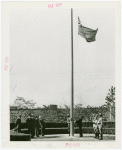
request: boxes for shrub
[10,121,115,130]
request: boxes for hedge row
[19,127,115,135]
[10,121,115,130]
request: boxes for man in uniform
[30,114,35,138]
[95,114,100,139]
[92,114,96,138]
[16,115,21,133]
[98,113,103,140]
[67,114,70,136]
[40,116,45,136]
[75,116,83,137]
[26,113,31,134]
[93,114,99,138]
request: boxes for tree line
[11,86,115,119]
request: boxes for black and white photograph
[1,1,121,149]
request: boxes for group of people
[92,113,103,140]
[15,112,103,139]
[67,113,103,140]
[15,114,45,138]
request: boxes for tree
[59,105,62,109]
[64,105,69,109]
[75,104,82,109]
[104,86,115,120]
[42,105,49,110]
[63,105,70,114]
[12,97,36,109]
[74,104,82,120]
[87,105,92,108]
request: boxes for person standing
[95,114,99,139]
[92,114,96,137]
[26,113,31,134]
[92,114,97,138]
[75,116,83,137]
[67,114,70,136]
[40,116,45,136]
[35,116,40,137]
[30,114,35,138]
[16,115,21,133]
[98,113,103,140]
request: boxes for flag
[78,16,81,24]
[78,17,98,42]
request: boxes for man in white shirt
[98,113,103,140]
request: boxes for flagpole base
[69,135,77,138]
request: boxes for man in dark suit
[30,114,35,138]
[75,116,83,137]
[26,113,31,134]
[67,114,70,136]
[35,116,40,137]
[16,115,21,133]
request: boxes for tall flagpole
[70,8,74,136]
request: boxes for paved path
[31,134,115,141]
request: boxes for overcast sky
[10,8,115,107]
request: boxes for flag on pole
[78,16,81,24]
[78,17,98,42]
